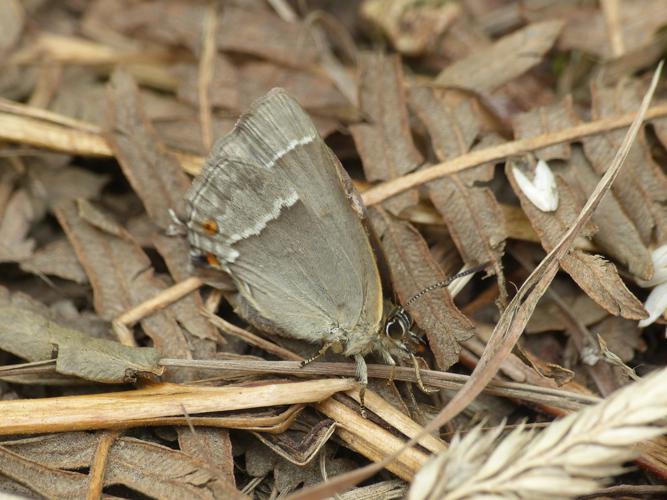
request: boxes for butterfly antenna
[404,261,491,308]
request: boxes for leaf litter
[0,2,667,499]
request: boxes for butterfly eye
[385,317,406,341]
[384,307,412,341]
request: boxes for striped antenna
[404,261,491,308]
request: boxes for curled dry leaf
[408,367,667,500]
[0,306,162,383]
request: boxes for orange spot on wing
[206,253,221,268]
[201,219,218,235]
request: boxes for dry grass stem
[0,379,355,435]
[159,358,601,410]
[114,276,204,328]
[408,367,667,500]
[198,3,218,150]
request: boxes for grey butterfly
[183,88,409,405]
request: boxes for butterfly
[181,88,482,412]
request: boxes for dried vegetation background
[0,0,667,499]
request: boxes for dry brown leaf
[19,238,87,284]
[1,432,98,468]
[350,52,422,214]
[55,199,193,363]
[408,87,507,304]
[435,20,564,94]
[178,428,236,488]
[106,69,191,229]
[0,431,246,499]
[511,96,580,161]
[562,148,654,280]
[0,306,162,383]
[369,207,475,370]
[0,445,89,499]
[84,0,205,51]
[507,159,646,320]
[27,162,110,214]
[583,79,667,244]
[107,437,246,499]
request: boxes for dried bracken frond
[409,367,667,500]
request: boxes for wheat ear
[409,367,667,500]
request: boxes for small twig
[114,276,204,327]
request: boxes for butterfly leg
[354,354,368,418]
[410,353,439,394]
[300,342,334,367]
